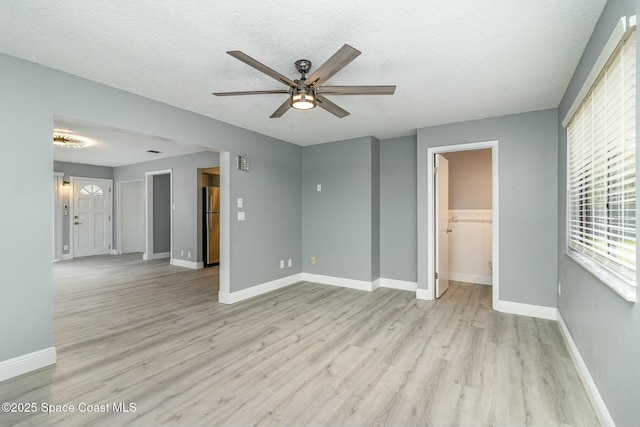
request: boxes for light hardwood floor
[0,254,598,426]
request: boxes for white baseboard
[372,278,381,290]
[557,313,614,427]
[109,249,118,255]
[416,288,432,300]
[301,273,375,291]
[494,299,558,320]
[219,273,302,304]
[170,259,203,269]
[380,278,418,292]
[143,252,171,261]
[62,254,73,261]
[153,252,171,259]
[0,347,56,383]
[449,272,492,286]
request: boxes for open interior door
[435,154,450,298]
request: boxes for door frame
[68,176,114,259]
[144,169,173,260]
[424,140,499,309]
[53,172,64,262]
[116,179,144,255]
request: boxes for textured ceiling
[1,0,606,146]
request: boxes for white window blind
[567,30,636,286]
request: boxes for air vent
[146,150,161,154]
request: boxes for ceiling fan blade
[270,98,292,118]
[213,89,289,96]
[315,95,350,118]
[318,85,396,95]
[306,44,361,87]
[227,51,298,87]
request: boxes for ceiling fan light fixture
[214,45,395,118]
[291,90,316,110]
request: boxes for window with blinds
[567,30,636,286]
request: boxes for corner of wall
[0,347,57,383]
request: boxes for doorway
[52,116,231,302]
[423,140,499,309]
[144,170,173,260]
[201,167,220,267]
[434,154,451,298]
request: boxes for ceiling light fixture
[53,132,93,149]
[291,87,316,110]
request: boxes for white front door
[435,154,450,298]
[73,178,112,257]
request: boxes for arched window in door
[79,184,104,196]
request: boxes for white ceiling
[1,1,606,146]
[54,116,212,167]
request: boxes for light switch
[237,198,243,208]
[237,212,245,221]
[317,184,322,192]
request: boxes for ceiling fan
[212,44,396,118]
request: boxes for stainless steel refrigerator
[203,186,220,266]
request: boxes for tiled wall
[448,209,492,285]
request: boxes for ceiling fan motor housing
[295,59,312,76]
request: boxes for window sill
[564,250,636,302]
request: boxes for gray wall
[152,173,171,254]
[113,151,220,263]
[0,52,302,362]
[443,149,492,210]
[53,161,114,255]
[302,137,379,282]
[417,109,558,307]
[119,180,144,253]
[371,138,380,280]
[379,136,418,282]
[54,161,114,181]
[557,0,639,424]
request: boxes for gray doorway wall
[144,169,173,260]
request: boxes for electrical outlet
[280,260,285,269]
[288,259,292,267]
[558,282,561,296]
[188,251,191,259]
[311,256,316,264]
[181,250,184,256]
